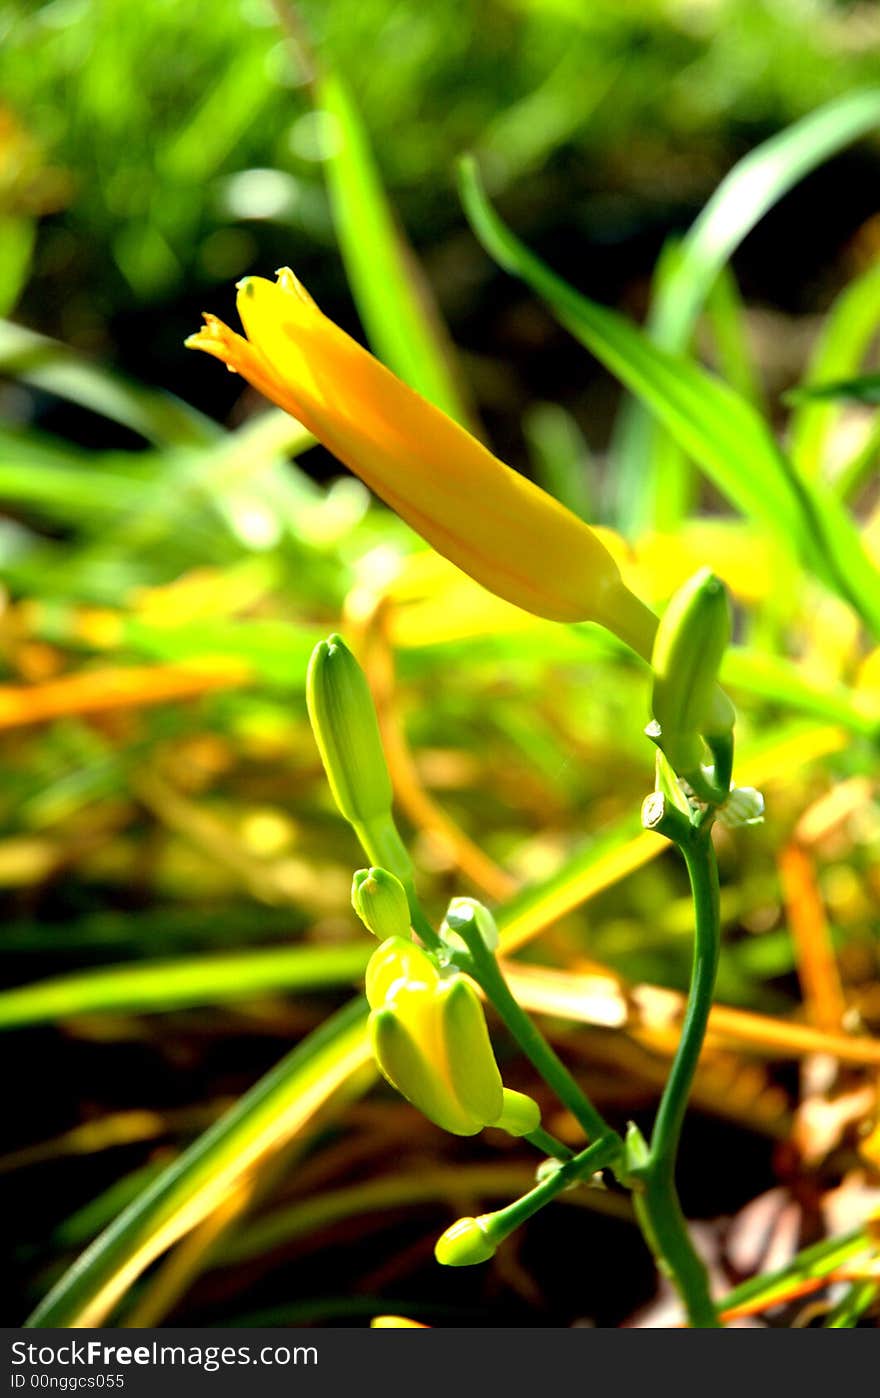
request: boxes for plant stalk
[461,934,616,1146]
[636,824,722,1327]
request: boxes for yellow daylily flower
[186,270,657,656]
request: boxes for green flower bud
[306,634,393,825]
[651,569,733,776]
[352,867,411,940]
[441,897,500,954]
[494,1087,541,1137]
[623,1120,650,1183]
[434,1215,496,1267]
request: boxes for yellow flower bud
[187,271,657,655]
[434,1215,497,1267]
[440,977,504,1126]
[364,936,435,1009]
[370,1316,428,1329]
[352,867,411,940]
[365,937,513,1138]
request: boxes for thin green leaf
[825,1280,878,1327]
[0,217,35,318]
[722,648,880,739]
[25,998,371,1327]
[0,944,370,1031]
[318,71,475,429]
[522,401,595,521]
[657,90,880,350]
[788,260,880,476]
[458,159,880,637]
[704,264,765,412]
[459,159,802,537]
[0,319,217,447]
[833,412,880,502]
[615,89,880,529]
[720,1227,870,1317]
[786,372,880,406]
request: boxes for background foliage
[2,0,880,1328]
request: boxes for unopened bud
[306,634,393,825]
[434,1215,496,1267]
[494,1087,541,1137]
[352,867,411,940]
[651,569,733,775]
[441,897,500,954]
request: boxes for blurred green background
[2,0,880,1330]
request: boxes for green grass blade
[833,412,880,502]
[608,236,691,529]
[787,373,880,405]
[0,944,371,1031]
[25,998,371,1327]
[0,319,217,447]
[719,1227,869,1317]
[522,401,595,521]
[655,90,880,351]
[0,217,35,317]
[704,264,765,412]
[318,71,476,429]
[722,648,880,738]
[788,260,880,476]
[614,89,880,529]
[459,159,802,538]
[459,159,880,636]
[825,1280,878,1327]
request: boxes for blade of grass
[834,411,880,502]
[788,260,880,478]
[318,70,476,429]
[721,648,880,739]
[25,998,372,1327]
[719,1228,871,1319]
[0,943,370,1031]
[655,91,880,351]
[825,1279,879,1327]
[613,89,880,528]
[0,319,217,447]
[458,159,880,636]
[704,264,765,412]
[523,402,596,522]
[459,160,803,542]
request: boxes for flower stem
[483,1134,621,1246]
[524,1127,573,1161]
[636,823,722,1327]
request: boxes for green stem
[524,1127,573,1161]
[461,935,616,1146]
[637,825,721,1328]
[483,1135,621,1245]
[353,813,442,951]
